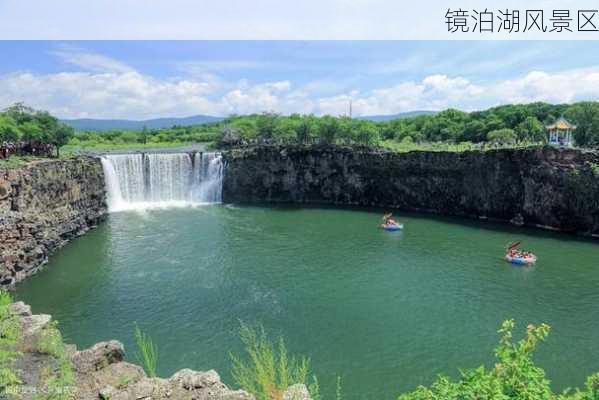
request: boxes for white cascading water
[194,152,224,204]
[100,152,224,212]
[146,153,193,203]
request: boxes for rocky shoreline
[0,157,107,287]
[7,301,312,400]
[223,145,599,237]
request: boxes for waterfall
[194,152,224,204]
[100,152,224,212]
[146,153,193,202]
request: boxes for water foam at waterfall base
[100,152,223,212]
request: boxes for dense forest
[5,101,599,155]
[0,103,74,158]
[67,101,599,149]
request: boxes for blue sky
[2,41,599,119]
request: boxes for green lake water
[15,205,599,399]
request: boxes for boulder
[21,314,51,336]
[283,384,312,400]
[97,377,172,400]
[72,340,125,373]
[76,361,146,399]
[9,301,32,316]
[170,368,225,390]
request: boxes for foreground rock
[9,302,259,400]
[0,157,106,286]
[283,384,312,400]
[223,145,599,237]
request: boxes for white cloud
[497,69,599,105]
[0,71,222,118]
[52,46,135,73]
[177,60,275,75]
[3,59,599,119]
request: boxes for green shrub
[398,320,562,400]
[230,322,309,400]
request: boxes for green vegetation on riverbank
[0,103,74,157]
[397,320,599,400]
[0,292,75,399]
[6,101,599,153]
[0,291,21,392]
[62,141,196,152]
[0,155,44,169]
[67,101,599,150]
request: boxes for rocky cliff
[223,145,599,237]
[0,157,107,286]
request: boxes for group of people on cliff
[0,141,53,159]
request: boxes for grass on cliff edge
[62,141,197,152]
[0,291,21,393]
[380,139,545,153]
[0,155,47,169]
[36,321,76,400]
[0,291,75,400]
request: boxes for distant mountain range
[357,110,437,121]
[61,115,224,131]
[61,111,438,131]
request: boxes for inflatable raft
[383,223,403,231]
[505,254,537,265]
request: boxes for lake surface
[15,206,599,399]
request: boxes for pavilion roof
[546,117,576,130]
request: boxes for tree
[19,121,44,143]
[3,102,35,124]
[516,116,545,142]
[0,116,20,142]
[274,117,297,141]
[49,124,74,157]
[355,123,380,146]
[295,120,312,144]
[318,116,339,144]
[120,131,138,144]
[484,115,506,133]
[461,120,486,142]
[566,102,599,146]
[487,128,517,144]
[336,117,355,144]
[139,126,149,145]
[256,112,279,140]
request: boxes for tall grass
[230,322,310,400]
[134,325,158,377]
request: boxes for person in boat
[381,212,399,227]
[505,242,536,263]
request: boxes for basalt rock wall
[222,145,599,237]
[0,157,107,286]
